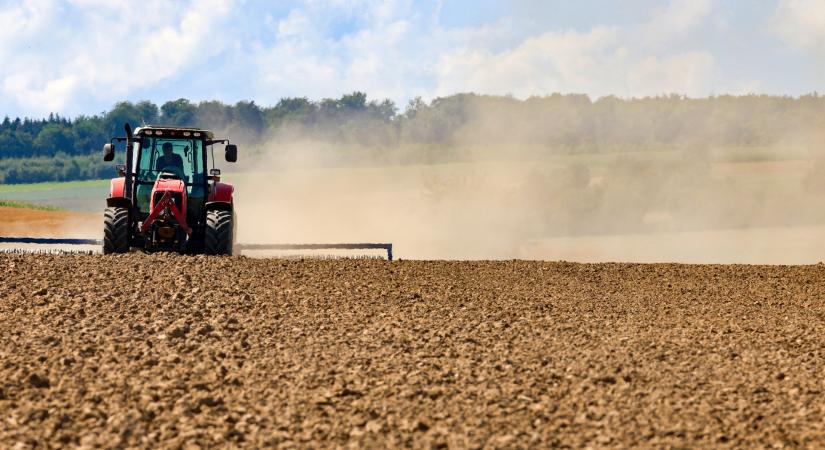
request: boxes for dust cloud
[229,111,825,263]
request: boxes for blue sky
[0,0,823,118]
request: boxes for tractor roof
[134,126,214,140]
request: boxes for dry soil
[0,207,98,238]
[1,254,824,448]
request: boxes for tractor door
[134,139,155,215]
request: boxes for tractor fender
[209,182,233,203]
[109,177,125,198]
[107,177,131,208]
[205,201,233,212]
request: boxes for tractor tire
[205,209,233,256]
[103,207,129,254]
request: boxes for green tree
[232,101,264,134]
[160,98,196,126]
[33,123,74,156]
[73,115,107,153]
[196,100,232,130]
[338,91,367,111]
[104,101,143,136]
[264,97,315,128]
[136,100,160,125]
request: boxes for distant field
[0,179,108,212]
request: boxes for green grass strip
[0,200,64,211]
[0,179,108,194]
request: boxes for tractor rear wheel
[205,210,233,255]
[103,207,129,254]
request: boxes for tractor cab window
[134,136,205,214]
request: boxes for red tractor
[102,123,238,255]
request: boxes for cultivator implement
[0,237,103,255]
[0,237,103,246]
[0,236,394,260]
[235,243,393,261]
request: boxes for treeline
[1,154,113,184]
[0,92,397,160]
[2,92,825,183]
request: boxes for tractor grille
[153,192,183,210]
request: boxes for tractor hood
[150,178,187,212]
[153,178,186,193]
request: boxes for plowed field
[1,254,824,448]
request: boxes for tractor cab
[102,124,237,254]
[132,128,208,220]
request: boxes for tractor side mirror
[225,144,237,163]
[103,143,115,161]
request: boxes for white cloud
[0,0,237,115]
[0,1,61,60]
[0,0,770,117]
[250,1,431,103]
[434,27,618,98]
[277,9,313,38]
[3,73,79,113]
[643,0,713,43]
[248,0,718,105]
[431,0,716,99]
[433,23,716,99]
[773,0,825,49]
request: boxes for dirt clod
[27,374,50,389]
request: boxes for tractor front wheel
[103,207,129,254]
[205,210,233,255]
